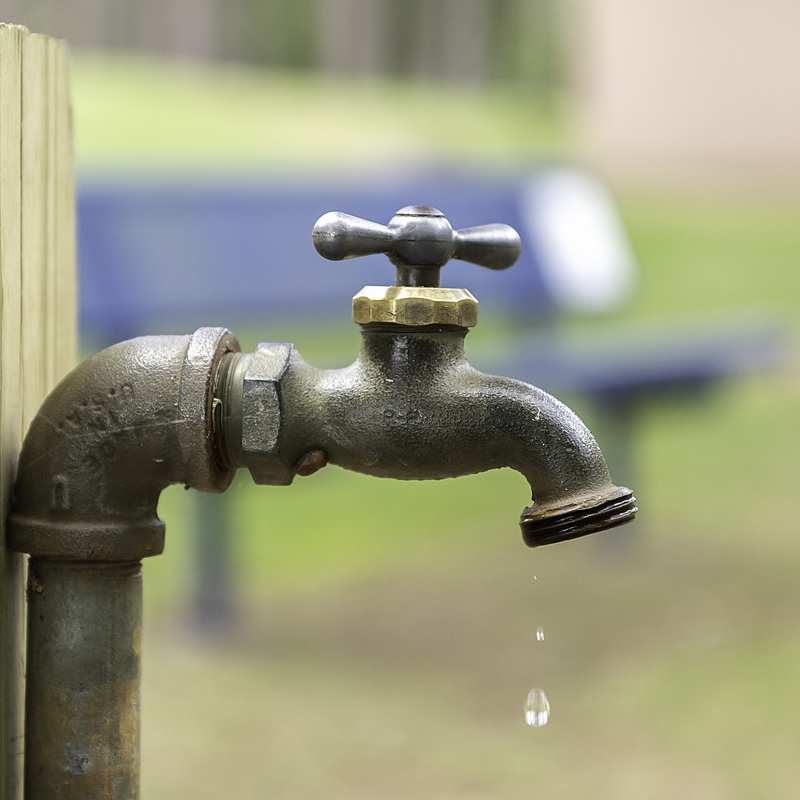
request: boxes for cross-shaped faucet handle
[312,205,521,287]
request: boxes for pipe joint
[8,327,239,562]
[240,342,294,485]
[221,342,297,486]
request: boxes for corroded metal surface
[8,328,238,561]
[25,560,142,798]
[8,328,239,799]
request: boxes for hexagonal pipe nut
[241,342,294,485]
[352,286,478,327]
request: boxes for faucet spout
[222,325,636,546]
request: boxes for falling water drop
[524,687,550,727]
[535,626,545,642]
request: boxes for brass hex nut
[352,286,478,327]
[240,342,294,485]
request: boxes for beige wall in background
[574,0,800,191]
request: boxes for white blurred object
[521,168,636,313]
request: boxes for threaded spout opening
[520,486,637,547]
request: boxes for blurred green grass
[71,52,567,178]
[71,53,800,799]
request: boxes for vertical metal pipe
[8,329,238,798]
[24,559,142,799]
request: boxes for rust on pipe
[24,560,142,797]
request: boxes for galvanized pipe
[8,328,239,800]
[7,318,634,797]
[24,559,142,798]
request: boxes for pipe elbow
[8,328,239,561]
[484,376,637,546]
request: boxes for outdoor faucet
[220,205,636,544]
[7,205,635,799]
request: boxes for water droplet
[524,687,550,727]
[535,626,545,642]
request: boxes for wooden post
[0,23,76,800]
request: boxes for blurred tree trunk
[72,0,110,48]
[439,0,489,82]
[494,0,564,95]
[169,0,219,60]
[407,0,438,78]
[0,0,566,91]
[243,0,316,68]
[405,0,489,83]
[316,0,392,75]
[129,0,170,54]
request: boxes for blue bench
[77,167,786,625]
[79,172,556,342]
[79,166,784,437]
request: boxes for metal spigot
[216,205,636,547]
[7,204,635,799]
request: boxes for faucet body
[222,324,633,543]
[6,206,635,798]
